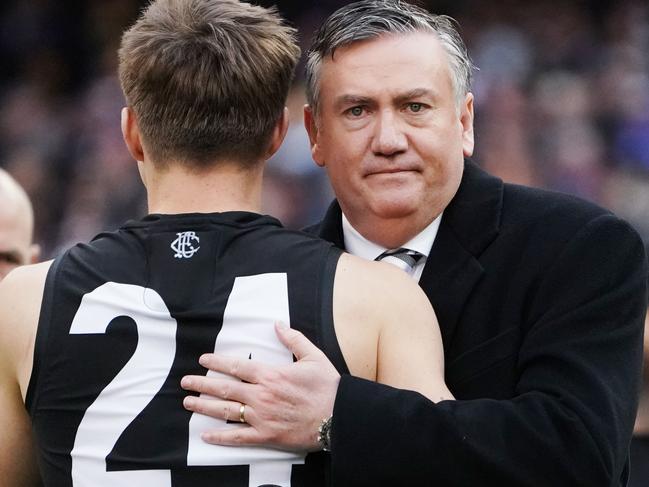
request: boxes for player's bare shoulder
[334,252,433,318]
[0,260,52,397]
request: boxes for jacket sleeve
[330,214,648,486]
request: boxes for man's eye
[0,254,20,265]
[347,106,364,117]
[408,103,424,113]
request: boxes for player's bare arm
[333,253,453,401]
[181,253,453,450]
[0,262,51,486]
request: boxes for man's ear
[460,93,475,158]
[304,105,324,167]
[28,244,40,265]
[265,107,290,159]
[121,107,145,162]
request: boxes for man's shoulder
[455,161,617,234]
[454,163,642,263]
[497,183,644,266]
[503,182,610,223]
[498,182,631,239]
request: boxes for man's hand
[181,322,340,451]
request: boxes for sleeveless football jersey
[26,212,347,487]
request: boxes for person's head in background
[0,168,39,279]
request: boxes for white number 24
[69,274,304,487]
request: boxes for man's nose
[371,110,407,156]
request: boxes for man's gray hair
[306,0,475,113]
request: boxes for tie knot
[375,248,424,275]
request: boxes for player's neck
[145,162,264,215]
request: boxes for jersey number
[69,275,304,487]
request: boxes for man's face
[305,32,474,244]
[0,206,36,280]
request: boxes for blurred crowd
[1,0,648,483]
[0,0,648,258]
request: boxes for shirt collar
[342,212,442,261]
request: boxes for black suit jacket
[307,162,648,486]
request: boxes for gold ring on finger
[239,403,246,423]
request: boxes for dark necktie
[375,247,424,276]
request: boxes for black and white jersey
[26,212,347,487]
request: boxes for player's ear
[121,107,145,163]
[265,107,289,159]
[304,105,324,167]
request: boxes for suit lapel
[421,161,503,349]
[419,223,483,351]
[315,201,346,249]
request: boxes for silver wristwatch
[317,415,333,452]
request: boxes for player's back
[27,211,345,487]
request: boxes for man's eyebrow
[333,94,373,110]
[0,250,23,265]
[394,88,437,104]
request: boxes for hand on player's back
[182,322,340,451]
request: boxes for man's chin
[368,198,420,220]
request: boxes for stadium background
[0,0,647,258]
[1,0,648,484]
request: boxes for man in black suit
[182,1,648,485]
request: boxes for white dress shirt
[341,212,442,282]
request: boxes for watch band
[317,415,333,452]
